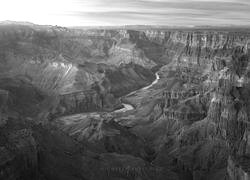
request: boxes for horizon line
[1,20,250,29]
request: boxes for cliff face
[120,29,250,179]
[130,29,249,66]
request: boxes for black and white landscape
[1,1,250,180]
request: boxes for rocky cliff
[0,24,156,118]
[119,29,250,179]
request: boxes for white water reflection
[142,72,160,90]
[114,103,134,113]
[114,72,160,113]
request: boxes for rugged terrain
[0,22,250,180]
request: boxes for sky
[0,0,250,27]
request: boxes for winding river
[114,72,160,113]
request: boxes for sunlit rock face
[53,114,150,159]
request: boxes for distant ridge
[1,20,250,31]
[0,20,36,26]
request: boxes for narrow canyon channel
[114,72,160,113]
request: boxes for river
[114,72,160,113]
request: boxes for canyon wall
[0,25,156,118]
[124,29,250,179]
[1,23,250,180]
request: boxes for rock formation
[1,22,250,180]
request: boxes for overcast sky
[1,0,250,26]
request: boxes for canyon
[0,22,250,180]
